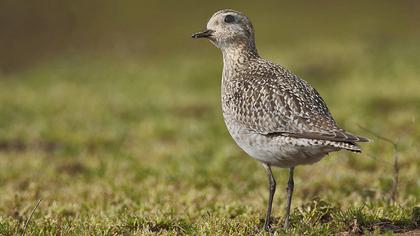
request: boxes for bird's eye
[224,15,235,23]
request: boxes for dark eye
[224,15,235,23]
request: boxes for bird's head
[192,9,256,52]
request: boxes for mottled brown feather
[222,57,369,144]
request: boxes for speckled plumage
[193,9,369,230]
[211,10,369,168]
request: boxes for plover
[192,9,368,231]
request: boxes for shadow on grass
[257,200,419,235]
[113,217,195,235]
[343,218,418,235]
[341,205,420,235]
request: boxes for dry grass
[0,1,419,235]
[0,44,419,234]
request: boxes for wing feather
[225,59,369,143]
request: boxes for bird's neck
[222,42,259,70]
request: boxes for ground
[0,3,419,234]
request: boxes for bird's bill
[192,29,214,39]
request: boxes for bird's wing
[226,61,369,143]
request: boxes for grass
[0,5,420,233]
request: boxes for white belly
[224,119,337,168]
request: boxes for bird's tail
[325,140,362,153]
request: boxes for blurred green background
[0,0,419,235]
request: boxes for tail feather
[324,140,362,153]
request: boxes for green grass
[0,36,419,234]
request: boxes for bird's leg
[262,163,276,232]
[284,167,295,230]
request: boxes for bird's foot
[263,223,271,232]
[282,217,291,231]
[261,225,275,235]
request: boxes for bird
[192,9,369,232]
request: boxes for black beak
[192,29,214,39]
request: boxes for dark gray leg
[262,163,276,232]
[284,167,295,229]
